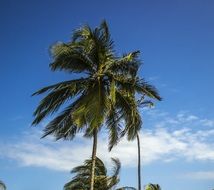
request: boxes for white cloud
[1,110,214,172]
[0,131,92,171]
[0,125,214,172]
[144,109,214,129]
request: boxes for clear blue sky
[0,0,214,190]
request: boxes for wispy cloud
[0,123,214,171]
[144,109,214,128]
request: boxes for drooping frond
[41,94,87,140]
[32,78,90,125]
[106,104,122,151]
[111,158,121,177]
[32,78,89,96]
[137,99,154,108]
[115,90,142,140]
[74,83,110,137]
[111,75,162,101]
[106,158,121,189]
[134,78,162,101]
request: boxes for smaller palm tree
[145,183,161,190]
[64,157,136,190]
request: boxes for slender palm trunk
[90,129,98,190]
[137,133,141,190]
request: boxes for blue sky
[0,0,214,190]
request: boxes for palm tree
[136,100,160,190]
[64,157,136,190]
[107,76,161,190]
[32,20,144,190]
[144,183,161,190]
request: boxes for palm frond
[111,157,121,177]
[112,74,136,93]
[115,90,142,140]
[107,51,140,77]
[107,158,121,189]
[135,78,162,101]
[32,78,90,125]
[75,83,110,137]
[137,99,154,108]
[72,24,93,42]
[100,20,110,42]
[106,104,122,151]
[72,21,114,71]
[41,94,87,140]
[145,183,161,190]
[50,42,95,73]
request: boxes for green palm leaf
[145,183,161,190]
[50,43,96,73]
[32,78,90,125]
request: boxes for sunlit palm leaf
[115,90,142,140]
[41,94,87,139]
[50,42,96,73]
[32,78,90,125]
[145,183,161,190]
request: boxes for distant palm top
[145,183,161,190]
[64,157,136,190]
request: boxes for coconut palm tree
[136,100,160,190]
[64,157,136,190]
[32,20,145,190]
[107,78,161,190]
[144,183,161,190]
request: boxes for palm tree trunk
[137,133,141,190]
[90,129,98,190]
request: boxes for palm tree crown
[32,20,160,147]
[64,157,136,190]
[145,183,161,190]
[33,21,114,137]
